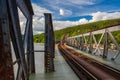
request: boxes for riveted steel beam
[44,13,55,72]
[0,0,14,79]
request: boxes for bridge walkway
[66,45,120,71]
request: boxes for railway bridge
[1,0,120,80]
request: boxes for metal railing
[66,25,120,60]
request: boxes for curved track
[58,44,120,80]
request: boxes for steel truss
[0,0,34,80]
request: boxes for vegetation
[34,18,120,43]
[34,33,44,43]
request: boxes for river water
[11,43,45,78]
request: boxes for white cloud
[18,3,52,34]
[32,3,53,34]
[67,0,95,5]
[32,3,52,18]
[18,8,27,34]
[53,20,74,30]
[33,17,45,32]
[53,18,89,30]
[59,8,72,16]
[78,18,89,24]
[90,11,120,22]
[59,9,64,16]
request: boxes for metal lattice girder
[93,31,105,55]
[66,24,120,60]
[0,0,14,79]
[92,34,102,55]
[7,0,28,79]
[44,13,55,72]
[107,29,120,60]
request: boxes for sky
[19,0,120,34]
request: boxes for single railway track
[58,43,120,80]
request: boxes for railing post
[103,29,108,58]
[75,38,77,48]
[89,32,93,53]
[72,38,74,47]
[77,37,80,49]
[70,39,71,46]
[78,37,81,49]
[73,38,75,47]
[81,34,84,50]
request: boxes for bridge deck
[30,44,79,80]
[66,45,120,70]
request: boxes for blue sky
[19,0,120,34]
[31,0,120,21]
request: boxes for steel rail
[58,43,120,80]
[58,44,97,80]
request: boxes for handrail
[68,25,120,39]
